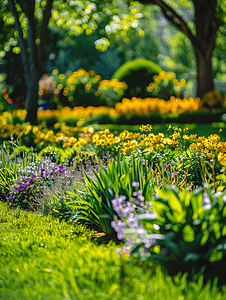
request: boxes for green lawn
[1,202,226,300]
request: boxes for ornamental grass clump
[56,154,154,234]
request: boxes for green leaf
[184,253,201,262]
[182,224,195,242]
[201,230,209,245]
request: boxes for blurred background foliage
[0,0,226,108]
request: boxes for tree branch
[16,0,29,15]
[138,0,206,55]
[8,0,29,80]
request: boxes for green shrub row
[115,109,226,125]
[59,109,226,126]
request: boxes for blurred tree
[1,0,150,124]
[136,0,226,98]
[2,0,54,124]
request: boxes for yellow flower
[76,119,84,127]
[70,85,75,91]
[32,126,39,134]
[59,74,65,80]
[183,135,190,140]
[140,124,153,132]
[52,69,59,75]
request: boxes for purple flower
[127,213,138,228]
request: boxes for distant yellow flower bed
[37,106,119,121]
[115,96,201,115]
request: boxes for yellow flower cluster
[66,69,97,86]
[0,109,26,125]
[153,71,176,82]
[152,71,186,87]
[97,79,128,92]
[33,123,88,149]
[1,114,226,168]
[0,122,33,141]
[63,69,100,102]
[90,126,180,154]
[0,121,88,149]
[201,90,226,109]
[37,106,119,122]
[88,125,226,166]
[189,133,226,164]
[115,97,201,115]
[147,71,187,100]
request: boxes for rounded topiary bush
[112,59,163,99]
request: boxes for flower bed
[1,122,226,289]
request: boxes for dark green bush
[112,59,162,99]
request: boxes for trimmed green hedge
[115,109,226,125]
[112,59,162,99]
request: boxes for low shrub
[112,59,162,99]
[112,183,226,285]
[201,90,226,110]
[146,71,187,100]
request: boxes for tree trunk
[195,50,214,98]
[137,0,219,99]
[25,71,39,124]
[8,0,53,125]
[193,0,218,98]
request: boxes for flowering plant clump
[96,79,128,107]
[6,159,70,209]
[6,175,42,209]
[39,74,57,100]
[38,69,129,109]
[201,90,226,110]
[111,182,157,252]
[61,69,101,107]
[146,71,186,100]
[0,87,14,111]
[37,106,119,125]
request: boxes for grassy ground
[1,202,226,299]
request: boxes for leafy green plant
[131,184,226,284]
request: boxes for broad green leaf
[183,224,195,242]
